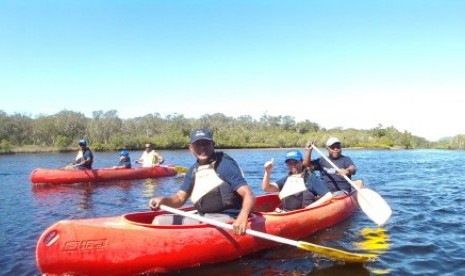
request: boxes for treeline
[0,109,463,153]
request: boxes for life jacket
[190,152,242,214]
[280,169,316,211]
[75,148,93,169]
[75,150,83,162]
[141,151,155,167]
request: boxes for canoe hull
[36,193,358,275]
[30,166,177,184]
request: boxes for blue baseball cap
[284,150,303,163]
[190,128,213,144]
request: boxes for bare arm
[302,141,314,169]
[338,165,356,177]
[149,190,189,210]
[305,192,333,209]
[262,160,279,193]
[155,152,164,165]
[233,184,256,235]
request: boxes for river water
[1,149,464,275]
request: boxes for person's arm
[338,159,357,177]
[302,141,314,169]
[149,190,188,210]
[233,185,256,235]
[262,160,279,193]
[155,152,164,165]
[305,192,333,209]
[136,152,146,164]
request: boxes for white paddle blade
[357,188,392,226]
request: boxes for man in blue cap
[66,139,93,170]
[149,128,255,235]
[262,149,333,212]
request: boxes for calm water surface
[1,149,464,275]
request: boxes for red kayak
[30,165,178,184]
[36,193,359,275]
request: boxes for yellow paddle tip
[297,241,378,263]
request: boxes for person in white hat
[303,137,363,195]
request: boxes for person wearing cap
[66,139,93,170]
[303,137,364,194]
[262,150,333,212]
[149,128,256,235]
[113,150,132,169]
[135,143,164,167]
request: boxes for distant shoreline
[1,145,411,155]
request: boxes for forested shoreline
[1,109,464,154]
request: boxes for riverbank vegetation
[1,109,464,154]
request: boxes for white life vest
[190,164,226,203]
[279,174,307,199]
[140,151,155,167]
[75,150,83,162]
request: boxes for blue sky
[1,0,464,141]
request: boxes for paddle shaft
[160,205,299,247]
[158,205,376,262]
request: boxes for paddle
[159,205,376,263]
[173,166,188,173]
[311,146,392,226]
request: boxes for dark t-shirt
[311,155,355,192]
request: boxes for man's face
[189,140,214,164]
[328,143,342,159]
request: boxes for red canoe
[30,165,178,184]
[36,193,359,275]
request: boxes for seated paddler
[262,149,333,212]
[149,128,256,235]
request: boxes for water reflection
[355,227,391,275]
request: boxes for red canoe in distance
[36,193,359,275]
[30,165,178,185]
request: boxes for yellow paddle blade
[297,241,378,263]
[355,227,390,252]
[173,166,188,173]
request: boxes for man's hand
[149,197,162,210]
[306,141,314,149]
[263,158,274,173]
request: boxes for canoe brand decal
[63,239,107,251]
